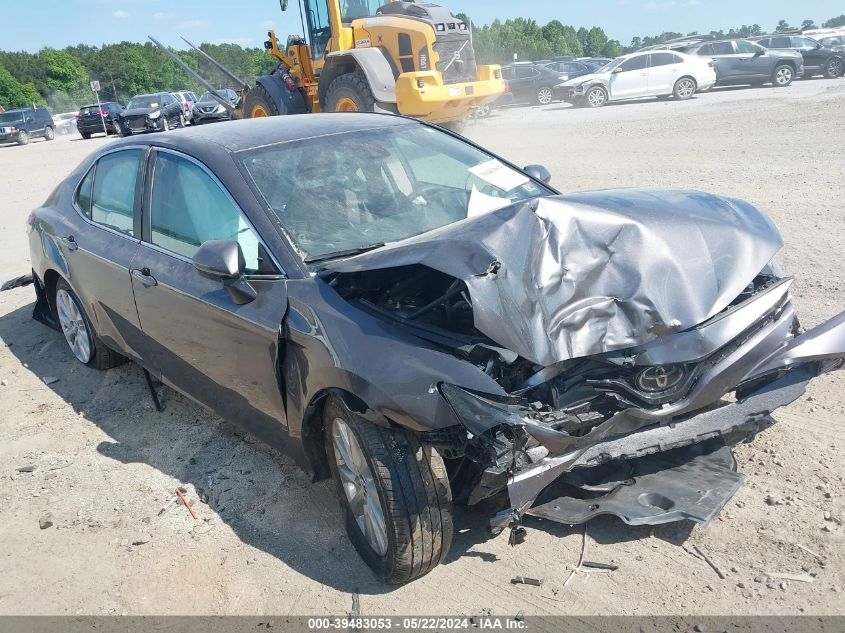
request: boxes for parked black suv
[501,63,569,105]
[749,35,844,78]
[0,107,55,145]
[120,92,184,135]
[77,102,123,139]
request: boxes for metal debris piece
[795,543,823,560]
[16,465,36,473]
[583,561,619,571]
[511,576,544,586]
[765,572,814,584]
[42,377,59,385]
[1,274,34,291]
[692,544,726,579]
[39,514,54,530]
[175,488,198,520]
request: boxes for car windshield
[820,36,843,46]
[597,58,623,73]
[0,112,25,124]
[240,124,552,261]
[199,90,235,103]
[128,96,160,109]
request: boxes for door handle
[131,267,158,287]
[61,235,78,252]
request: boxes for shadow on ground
[0,297,694,592]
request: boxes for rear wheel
[80,131,91,140]
[773,64,794,87]
[325,396,453,584]
[673,77,696,100]
[54,279,125,370]
[244,83,281,118]
[584,86,608,108]
[825,57,844,79]
[536,86,554,105]
[44,126,55,141]
[325,72,376,113]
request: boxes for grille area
[434,34,478,84]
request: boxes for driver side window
[308,0,332,58]
[149,152,263,274]
[619,55,648,72]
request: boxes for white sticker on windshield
[469,159,530,192]
[467,185,513,218]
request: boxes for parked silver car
[682,39,804,87]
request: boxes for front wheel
[536,86,554,105]
[17,130,29,145]
[584,86,608,108]
[825,57,844,79]
[325,72,376,113]
[325,396,453,584]
[773,64,794,87]
[159,116,169,132]
[673,77,696,100]
[244,83,281,118]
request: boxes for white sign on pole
[90,80,101,92]
[90,81,107,135]
[513,53,518,62]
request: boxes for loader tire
[324,395,453,584]
[244,83,282,118]
[325,72,376,113]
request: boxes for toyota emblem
[636,365,686,393]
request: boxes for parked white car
[558,50,717,107]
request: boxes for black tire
[825,57,844,79]
[245,83,282,118]
[53,278,126,370]
[44,126,55,141]
[80,131,91,140]
[178,113,186,128]
[324,72,376,113]
[160,116,169,132]
[324,395,453,584]
[17,130,29,145]
[673,76,696,100]
[772,63,794,87]
[583,85,608,108]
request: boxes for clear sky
[3,0,842,52]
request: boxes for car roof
[108,113,416,154]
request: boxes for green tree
[801,19,817,30]
[0,65,44,109]
[775,20,792,32]
[823,14,845,28]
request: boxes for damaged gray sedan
[26,114,845,584]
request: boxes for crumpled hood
[325,190,784,366]
[560,71,607,87]
[122,107,158,117]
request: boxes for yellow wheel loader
[154,1,504,128]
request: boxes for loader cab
[303,0,334,59]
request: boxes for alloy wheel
[332,418,388,557]
[587,88,606,107]
[537,88,553,105]
[827,58,843,78]
[776,66,793,85]
[677,79,695,99]
[56,289,92,364]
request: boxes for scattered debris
[823,511,832,521]
[0,274,34,291]
[692,544,726,580]
[766,572,814,584]
[176,487,198,520]
[0,379,7,387]
[48,460,74,471]
[350,592,361,617]
[39,514,54,530]
[796,543,823,560]
[131,534,152,546]
[515,611,524,622]
[511,576,544,586]
[563,524,588,589]
[583,561,618,571]
[764,494,781,506]
[157,496,178,517]
[42,376,59,386]
[16,465,36,473]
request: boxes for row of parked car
[0,88,240,146]
[481,29,845,111]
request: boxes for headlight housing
[148,110,161,120]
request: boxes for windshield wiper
[304,243,386,264]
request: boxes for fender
[320,48,399,106]
[255,73,309,115]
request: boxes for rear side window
[149,152,262,273]
[711,42,735,55]
[650,52,680,66]
[736,41,763,54]
[90,150,143,236]
[770,37,792,48]
[697,44,713,55]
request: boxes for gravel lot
[0,79,843,618]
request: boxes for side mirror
[193,240,257,305]
[612,67,624,74]
[524,164,552,185]
[753,50,764,57]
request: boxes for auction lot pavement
[0,78,843,617]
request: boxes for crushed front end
[437,277,845,533]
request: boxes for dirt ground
[0,79,843,618]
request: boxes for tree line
[1,13,844,112]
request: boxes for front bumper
[396,64,505,123]
[121,116,164,134]
[442,306,845,531]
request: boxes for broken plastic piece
[511,576,543,586]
